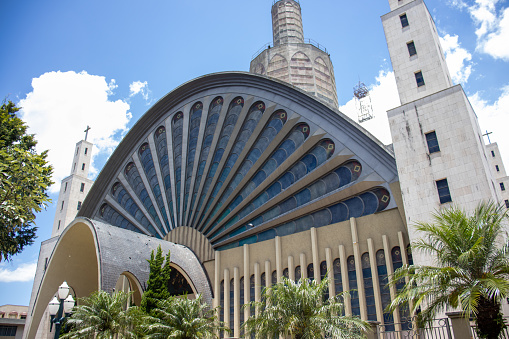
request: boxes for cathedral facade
[24,1,505,338]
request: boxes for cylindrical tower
[272,0,304,46]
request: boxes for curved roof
[78,72,399,250]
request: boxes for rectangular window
[64,182,68,193]
[61,201,64,211]
[501,183,506,191]
[0,325,17,336]
[77,201,82,210]
[407,41,417,56]
[58,220,61,230]
[81,163,85,170]
[76,147,79,155]
[505,200,509,208]
[400,13,409,27]
[84,148,88,155]
[80,183,85,192]
[436,179,452,204]
[425,131,440,153]
[492,150,496,157]
[496,165,500,172]
[415,71,425,87]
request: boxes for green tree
[144,294,229,339]
[389,201,509,339]
[0,100,53,261]
[242,276,369,339]
[61,290,137,339]
[141,246,171,314]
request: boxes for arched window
[320,260,328,299]
[240,277,245,325]
[220,280,225,337]
[295,266,301,281]
[307,263,314,282]
[333,258,343,295]
[283,268,289,280]
[229,278,234,331]
[347,255,360,316]
[392,246,410,329]
[377,249,394,331]
[362,252,376,321]
[250,275,255,315]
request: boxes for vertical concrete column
[288,256,295,281]
[367,238,383,323]
[311,227,320,282]
[224,269,230,332]
[300,253,307,279]
[398,231,414,314]
[233,267,240,337]
[243,244,250,322]
[275,236,282,283]
[382,235,401,328]
[265,260,271,289]
[339,245,351,315]
[325,247,335,297]
[214,251,221,309]
[254,263,261,316]
[351,217,368,320]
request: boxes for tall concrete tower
[382,0,501,265]
[250,0,338,107]
[51,138,94,236]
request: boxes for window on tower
[61,201,64,210]
[64,182,68,193]
[501,183,506,191]
[77,201,82,210]
[407,41,417,56]
[505,200,509,208]
[400,13,409,28]
[82,163,85,170]
[85,148,88,155]
[425,131,440,153]
[496,165,500,172]
[492,150,496,157]
[436,179,452,204]
[80,183,85,192]
[415,71,425,87]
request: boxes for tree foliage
[143,294,229,339]
[242,276,369,339]
[388,201,509,339]
[141,246,171,314]
[0,100,53,261]
[61,290,137,339]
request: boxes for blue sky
[1,0,509,306]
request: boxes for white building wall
[486,143,509,205]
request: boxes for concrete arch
[267,54,289,82]
[114,271,143,306]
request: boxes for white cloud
[440,34,473,84]
[0,262,36,282]
[466,0,509,60]
[129,80,151,102]
[469,86,509,166]
[18,71,133,193]
[339,70,400,146]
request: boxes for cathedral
[24,1,508,338]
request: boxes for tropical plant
[143,294,229,339]
[0,100,53,261]
[242,276,369,339]
[61,290,137,339]
[388,201,509,339]
[141,246,172,314]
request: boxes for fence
[377,318,452,339]
[471,317,509,338]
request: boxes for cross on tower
[483,130,493,144]
[84,126,91,141]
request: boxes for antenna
[353,81,374,123]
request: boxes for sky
[1,0,509,306]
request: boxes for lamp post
[48,281,75,339]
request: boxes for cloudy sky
[1,0,508,306]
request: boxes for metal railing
[471,317,509,338]
[251,38,329,60]
[377,317,452,339]
[273,0,300,5]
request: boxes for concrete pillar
[224,269,230,332]
[398,231,414,314]
[351,217,368,320]
[233,267,240,337]
[446,311,471,339]
[325,247,335,297]
[339,245,351,315]
[243,245,250,322]
[288,256,295,281]
[214,251,221,308]
[265,260,271,289]
[275,236,282,283]
[365,321,380,339]
[311,227,320,282]
[368,238,383,323]
[300,253,307,279]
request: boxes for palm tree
[143,294,229,339]
[389,201,509,339]
[61,290,137,339]
[242,276,369,339]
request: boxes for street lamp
[48,281,75,339]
